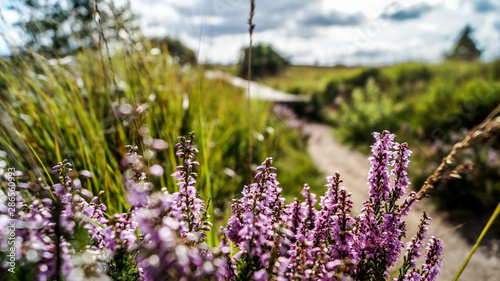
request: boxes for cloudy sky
[2,0,500,66]
[130,0,500,65]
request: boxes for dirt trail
[303,122,500,281]
[205,70,309,102]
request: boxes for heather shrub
[0,131,443,280]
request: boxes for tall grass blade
[452,200,500,280]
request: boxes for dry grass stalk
[399,103,500,215]
[416,103,500,200]
[398,103,500,220]
[93,0,118,92]
[247,0,255,179]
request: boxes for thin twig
[416,103,500,199]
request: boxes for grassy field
[257,65,366,96]
[0,45,324,223]
[250,61,500,216]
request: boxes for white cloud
[131,0,500,65]
[1,0,498,64]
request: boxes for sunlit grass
[257,65,366,96]
[0,44,322,221]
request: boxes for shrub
[149,37,197,65]
[335,79,403,146]
[0,131,444,280]
[237,44,290,80]
[491,59,500,80]
[319,68,383,109]
[396,65,432,87]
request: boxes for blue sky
[2,0,500,66]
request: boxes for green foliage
[235,255,262,281]
[319,67,383,109]
[257,65,365,97]
[108,249,141,281]
[334,78,403,147]
[237,44,290,80]
[0,43,320,222]
[321,80,341,105]
[259,61,500,216]
[344,67,381,90]
[395,65,432,87]
[15,0,137,57]
[338,64,500,215]
[445,25,482,61]
[491,59,500,80]
[149,37,197,65]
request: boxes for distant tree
[15,0,137,57]
[149,37,197,65]
[237,44,290,80]
[446,25,482,61]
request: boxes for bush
[237,44,290,80]
[0,131,444,280]
[319,67,383,109]
[396,65,432,87]
[149,36,197,65]
[313,61,500,216]
[491,59,500,80]
[335,78,403,146]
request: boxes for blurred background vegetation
[1,0,499,238]
[237,43,290,80]
[252,26,500,228]
[0,0,323,227]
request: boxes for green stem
[452,200,500,281]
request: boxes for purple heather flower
[226,157,291,278]
[397,212,431,281]
[389,142,412,209]
[421,236,443,281]
[169,132,211,240]
[253,268,269,281]
[314,173,358,262]
[134,190,224,281]
[367,130,395,207]
[0,131,446,281]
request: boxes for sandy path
[302,122,500,281]
[205,70,309,102]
